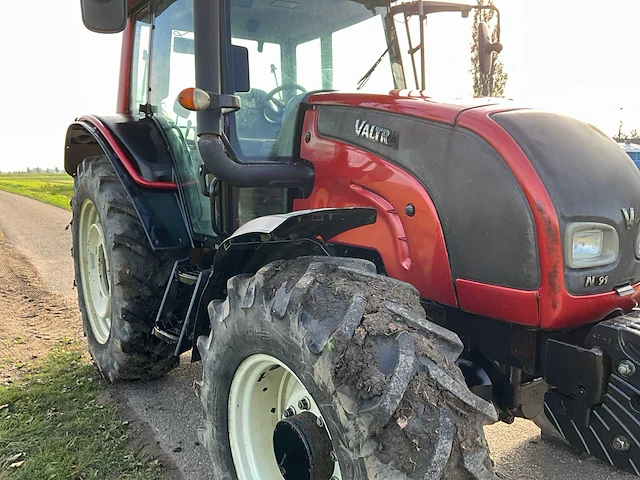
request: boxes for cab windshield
[229,0,396,157]
[136,0,474,161]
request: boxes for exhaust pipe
[198,134,314,189]
[193,0,314,189]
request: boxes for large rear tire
[196,256,497,479]
[72,156,179,381]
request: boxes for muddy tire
[196,256,497,479]
[72,155,178,381]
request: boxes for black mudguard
[64,115,191,251]
[189,207,378,361]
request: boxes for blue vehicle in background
[621,141,640,168]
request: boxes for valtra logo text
[354,118,400,149]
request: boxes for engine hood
[307,90,517,125]
[492,109,640,296]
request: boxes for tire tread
[198,256,497,479]
[72,155,178,382]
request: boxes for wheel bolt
[330,451,337,462]
[284,406,296,418]
[618,360,636,377]
[298,397,311,410]
[316,416,324,428]
[612,435,631,452]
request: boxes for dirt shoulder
[0,236,83,382]
[0,233,180,479]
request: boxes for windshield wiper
[357,48,389,90]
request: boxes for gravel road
[0,188,635,480]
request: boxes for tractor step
[153,319,182,343]
[152,260,210,355]
[542,312,640,476]
[177,268,200,285]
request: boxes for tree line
[0,167,62,174]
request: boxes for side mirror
[80,0,127,34]
[231,45,250,93]
[171,41,250,93]
[478,22,503,75]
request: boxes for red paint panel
[456,279,539,326]
[79,115,178,190]
[555,285,640,330]
[294,109,458,307]
[349,184,411,270]
[456,109,557,327]
[117,18,135,114]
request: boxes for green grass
[0,341,164,480]
[0,174,73,210]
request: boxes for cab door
[130,0,214,242]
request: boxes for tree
[26,167,30,174]
[614,121,639,142]
[470,0,508,97]
[54,166,59,174]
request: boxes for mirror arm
[474,4,501,42]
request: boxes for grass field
[0,174,73,210]
[0,341,164,480]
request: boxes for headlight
[573,230,603,261]
[564,222,619,268]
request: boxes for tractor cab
[81,0,498,236]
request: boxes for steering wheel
[263,83,307,124]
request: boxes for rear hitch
[542,311,640,476]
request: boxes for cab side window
[130,7,152,113]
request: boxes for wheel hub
[78,199,112,344]
[227,353,342,479]
[273,411,334,480]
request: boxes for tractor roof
[360,0,476,14]
[126,0,478,16]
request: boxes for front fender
[190,207,377,361]
[210,207,378,289]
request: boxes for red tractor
[67,0,640,478]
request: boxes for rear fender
[65,115,191,250]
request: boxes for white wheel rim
[78,199,112,344]
[228,354,343,480]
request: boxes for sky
[1,0,639,171]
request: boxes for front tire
[196,257,497,479]
[72,156,178,381]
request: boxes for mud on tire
[72,155,178,381]
[196,256,498,479]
